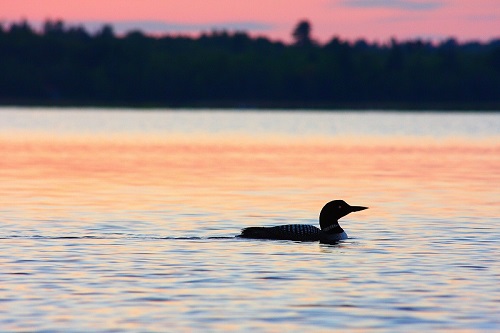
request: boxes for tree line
[1,20,499,109]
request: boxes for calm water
[0,107,499,332]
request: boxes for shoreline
[1,100,499,112]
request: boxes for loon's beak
[350,205,368,212]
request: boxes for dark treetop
[1,20,499,109]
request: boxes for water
[1,107,499,332]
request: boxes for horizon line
[2,18,499,44]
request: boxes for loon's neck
[321,222,348,242]
[322,221,344,234]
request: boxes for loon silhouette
[238,200,367,243]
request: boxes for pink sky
[2,0,499,42]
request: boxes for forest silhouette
[1,20,499,109]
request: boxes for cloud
[466,14,500,22]
[340,0,444,11]
[75,20,274,34]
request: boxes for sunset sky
[2,0,499,43]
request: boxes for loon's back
[240,224,322,241]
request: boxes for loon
[238,200,367,243]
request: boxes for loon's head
[319,200,368,230]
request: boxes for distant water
[1,107,499,332]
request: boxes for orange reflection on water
[1,133,498,221]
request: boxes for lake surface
[0,107,499,332]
